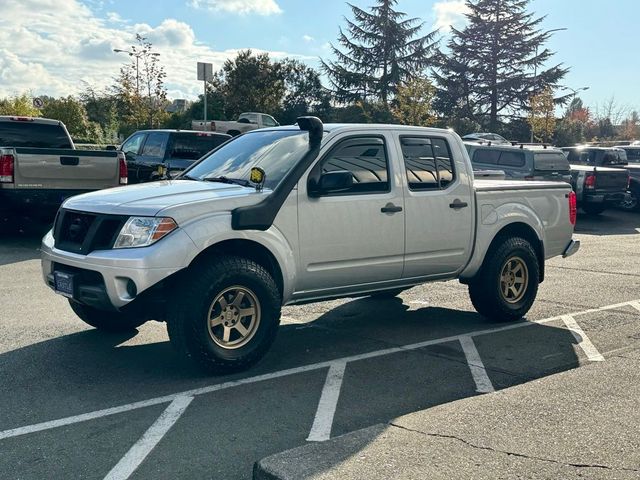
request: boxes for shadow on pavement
[575,209,640,235]
[0,217,52,266]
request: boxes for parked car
[0,116,126,221]
[192,112,279,136]
[561,146,630,215]
[465,142,572,183]
[462,132,510,145]
[42,118,579,373]
[119,129,231,184]
[614,145,640,211]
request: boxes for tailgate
[595,170,628,191]
[13,148,119,190]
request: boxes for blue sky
[2,0,639,116]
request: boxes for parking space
[1,210,639,479]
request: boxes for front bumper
[41,228,196,309]
[563,239,581,259]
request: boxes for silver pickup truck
[41,118,579,373]
[0,116,127,221]
[192,112,279,136]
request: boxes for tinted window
[168,133,229,160]
[534,152,570,171]
[239,113,258,124]
[121,133,145,155]
[0,121,72,148]
[601,150,627,166]
[498,151,525,167]
[622,147,640,163]
[472,149,500,165]
[262,115,277,127]
[319,136,389,194]
[401,136,455,190]
[563,149,596,165]
[141,132,168,158]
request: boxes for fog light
[126,279,138,298]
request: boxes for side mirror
[309,170,353,197]
[106,145,117,151]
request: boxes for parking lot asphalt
[0,209,639,480]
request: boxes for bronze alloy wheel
[207,286,261,349]
[499,256,529,304]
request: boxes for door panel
[399,134,474,278]
[297,133,405,292]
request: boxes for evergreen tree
[322,0,437,107]
[435,0,568,131]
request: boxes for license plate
[54,271,75,298]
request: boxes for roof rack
[509,142,551,149]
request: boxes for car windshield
[184,130,310,189]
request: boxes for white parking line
[1,299,636,442]
[103,396,194,480]
[628,301,640,312]
[306,362,347,442]
[561,315,605,362]
[459,336,495,393]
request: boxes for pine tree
[434,0,568,131]
[322,0,437,107]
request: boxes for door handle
[381,202,403,213]
[60,156,79,166]
[449,199,468,209]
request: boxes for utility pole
[197,62,213,128]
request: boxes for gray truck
[192,112,279,136]
[0,116,127,222]
[42,118,579,373]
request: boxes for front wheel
[68,300,147,332]
[468,237,539,322]
[167,256,281,373]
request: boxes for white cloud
[0,0,304,100]
[302,35,314,43]
[432,0,470,32]
[189,0,282,16]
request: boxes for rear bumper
[583,192,628,205]
[563,239,581,258]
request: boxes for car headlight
[114,217,178,249]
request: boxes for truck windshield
[184,130,310,189]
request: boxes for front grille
[54,209,128,254]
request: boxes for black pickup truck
[614,145,640,211]
[561,146,630,215]
[119,129,231,184]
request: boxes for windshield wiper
[203,176,251,187]
[179,174,200,181]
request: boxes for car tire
[619,189,639,212]
[582,204,606,215]
[370,288,405,299]
[68,300,147,332]
[468,237,539,322]
[166,256,281,374]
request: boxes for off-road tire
[468,237,539,322]
[618,189,640,212]
[167,256,281,374]
[582,203,606,215]
[68,300,147,332]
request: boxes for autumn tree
[392,77,436,126]
[528,88,555,142]
[435,0,568,131]
[0,93,40,116]
[322,0,437,108]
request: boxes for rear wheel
[582,203,606,215]
[619,190,639,212]
[468,237,539,322]
[167,256,281,373]
[68,300,147,332]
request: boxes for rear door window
[121,133,146,156]
[534,152,570,171]
[168,133,229,160]
[140,132,168,159]
[401,136,456,190]
[472,149,500,165]
[623,148,640,163]
[0,121,72,148]
[498,151,525,168]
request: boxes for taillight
[569,191,577,226]
[627,174,631,190]
[0,153,15,183]
[584,174,596,189]
[118,153,128,185]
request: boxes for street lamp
[560,85,590,99]
[113,48,160,95]
[530,27,568,142]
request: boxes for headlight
[114,217,178,249]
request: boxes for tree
[0,93,40,116]
[278,59,332,125]
[41,96,90,138]
[528,88,555,142]
[213,50,285,119]
[80,87,120,142]
[112,34,168,134]
[322,0,437,107]
[392,77,436,126]
[435,0,568,130]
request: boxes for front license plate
[54,271,75,298]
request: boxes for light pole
[530,27,568,142]
[561,85,589,101]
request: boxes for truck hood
[62,180,269,220]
